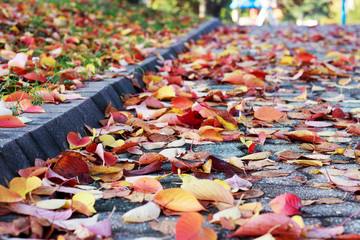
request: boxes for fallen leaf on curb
[175,212,217,240]
[0,115,26,128]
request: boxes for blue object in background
[230,0,262,9]
[341,0,346,25]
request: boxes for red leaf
[248,142,256,154]
[227,213,301,238]
[123,161,164,177]
[177,110,203,129]
[23,72,47,83]
[332,108,346,118]
[53,153,93,184]
[3,91,34,102]
[269,193,302,216]
[19,99,45,113]
[95,143,117,166]
[296,52,317,64]
[0,115,26,128]
[67,132,92,149]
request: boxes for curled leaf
[122,201,161,223]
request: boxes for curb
[0,18,221,185]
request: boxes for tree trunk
[204,0,230,18]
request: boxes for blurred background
[137,0,360,26]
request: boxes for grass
[0,0,202,109]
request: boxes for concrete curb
[0,18,221,185]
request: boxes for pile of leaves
[3,23,360,239]
[0,0,201,126]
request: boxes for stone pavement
[2,22,360,239]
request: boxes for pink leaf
[8,53,28,69]
[8,202,73,221]
[269,193,302,216]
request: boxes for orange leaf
[227,213,301,238]
[132,177,163,194]
[67,132,92,150]
[139,152,166,165]
[3,91,34,102]
[181,175,234,205]
[199,129,223,142]
[19,99,45,113]
[152,86,175,100]
[153,188,205,212]
[222,71,246,85]
[0,115,26,128]
[286,130,325,143]
[175,212,217,240]
[9,176,42,198]
[0,185,23,203]
[254,106,284,122]
[269,193,302,216]
[171,96,194,109]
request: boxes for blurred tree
[202,0,232,18]
[278,0,332,22]
[150,0,231,18]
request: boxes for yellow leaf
[40,57,56,68]
[89,165,120,175]
[99,134,115,147]
[279,56,298,66]
[181,176,234,204]
[291,215,305,229]
[9,176,42,198]
[86,63,96,74]
[153,188,205,212]
[0,185,23,203]
[216,115,237,130]
[72,192,96,214]
[286,160,323,167]
[35,199,67,210]
[152,86,175,100]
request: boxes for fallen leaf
[181,175,234,205]
[0,185,23,203]
[67,132,92,150]
[9,176,42,198]
[175,212,217,240]
[227,213,301,237]
[153,188,205,212]
[132,177,163,194]
[254,106,284,122]
[150,220,176,235]
[269,193,302,216]
[122,201,161,223]
[0,115,26,128]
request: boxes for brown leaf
[251,171,291,178]
[149,220,176,235]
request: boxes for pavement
[2,22,360,239]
